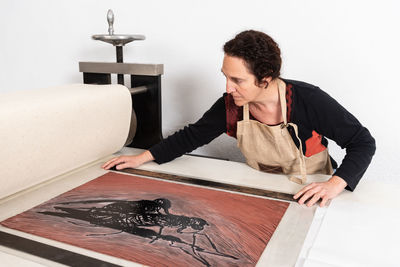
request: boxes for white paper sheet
[302,180,400,267]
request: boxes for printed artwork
[1,172,289,266]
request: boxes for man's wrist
[143,150,155,163]
[329,175,347,188]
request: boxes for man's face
[221,55,266,106]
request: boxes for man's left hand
[293,176,347,207]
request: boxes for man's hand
[293,175,347,207]
[102,150,154,170]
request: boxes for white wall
[2,0,399,184]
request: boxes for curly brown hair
[223,30,281,84]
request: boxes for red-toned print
[1,172,289,267]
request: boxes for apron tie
[287,123,307,184]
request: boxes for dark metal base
[110,167,295,202]
[83,73,111,84]
[0,231,121,267]
[128,75,163,149]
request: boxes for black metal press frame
[79,61,164,149]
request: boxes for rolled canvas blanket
[0,84,132,200]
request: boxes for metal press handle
[129,86,150,95]
[107,9,114,35]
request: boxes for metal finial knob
[107,9,114,35]
[92,9,145,46]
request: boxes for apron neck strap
[277,79,288,126]
[243,104,250,121]
[277,79,306,183]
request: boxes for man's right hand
[101,150,155,170]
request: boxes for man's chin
[233,99,244,107]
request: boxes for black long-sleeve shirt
[149,79,376,191]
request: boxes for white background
[1,0,399,184]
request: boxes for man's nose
[226,81,235,94]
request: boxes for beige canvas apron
[236,79,333,184]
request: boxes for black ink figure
[39,198,238,266]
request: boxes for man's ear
[260,77,272,88]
